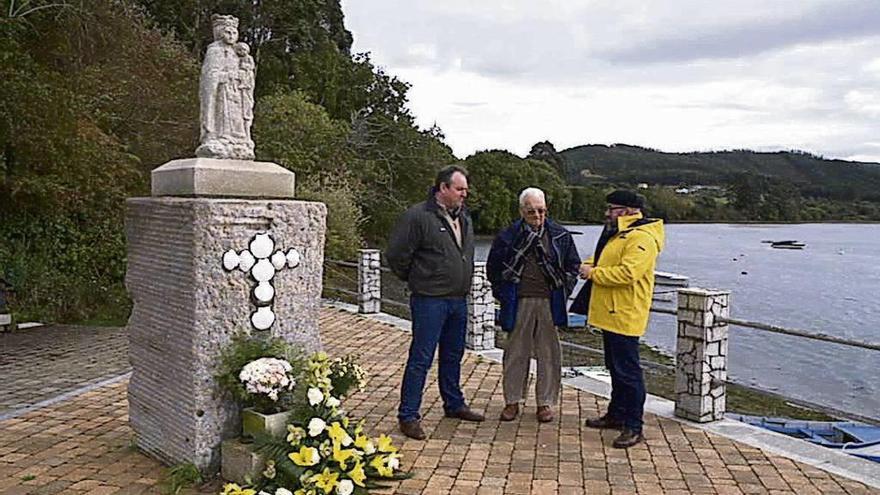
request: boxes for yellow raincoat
[586,213,665,337]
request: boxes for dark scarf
[501,222,566,289]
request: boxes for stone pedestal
[125,196,326,472]
[466,262,495,351]
[357,249,381,314]
[674,288,730,422]
[151,158,295,198]
[220,439,265,485]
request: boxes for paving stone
[0,307,877,494]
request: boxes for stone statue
[196,14,255,160]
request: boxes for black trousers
[603,330,646,433]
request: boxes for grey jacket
[386,194,475,297]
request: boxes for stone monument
[126,14,326,473]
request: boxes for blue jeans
[603,330,646,433]
[398,295,467,422]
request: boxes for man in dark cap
[571,189,665,448]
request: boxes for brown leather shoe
[612,428,644,448]
[444,406,485,422]
[536,405,555,423]
[584,414,624,430]
[499,403,519,421]
[398,419,426,440]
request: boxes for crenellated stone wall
[674,288,730,422]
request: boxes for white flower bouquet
[239,357,297,402]
[216,334,304,414]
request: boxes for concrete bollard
[674,288,730,422]
[358,249,381,314]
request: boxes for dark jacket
[386,194,475,297]
[486,218,581,331]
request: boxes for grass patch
[161,462,203,495]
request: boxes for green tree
[568,186,607,223]
[134,0,411,122]
[0,0,197,322]
[527,140,567,177]
[351,114,455,243]
[463,150,571,233]
[253,90,364,260]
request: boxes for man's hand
[579,264,593,280]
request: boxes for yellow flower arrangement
[308,467,339,494]
[288,445,320,467]
[219,351,404,495]
[221,483,257,495]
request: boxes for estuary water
[476,223,880,420]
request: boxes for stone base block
[221,439,265,485]
[241,409,290,440]
[126,197,326,473]
[151,158,295,198]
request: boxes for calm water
[476,224,880,420]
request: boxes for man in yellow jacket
[576,190,665,448]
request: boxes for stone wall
[125,197,326,472]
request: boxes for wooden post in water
[674,288,730,422]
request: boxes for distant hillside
[560,144,880,201]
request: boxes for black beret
[606,190,646,209]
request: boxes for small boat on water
[770,240,806,250]
[729,414,880,463]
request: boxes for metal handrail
[325,258,392,273]
[717,316,880,352]
[322,286,409,310]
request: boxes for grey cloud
[601,0,880,64]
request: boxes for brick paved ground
[0,325,129,415]
[0,307,876,494]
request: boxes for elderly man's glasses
[524,207,547,215]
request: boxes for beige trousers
[502,297,562,407]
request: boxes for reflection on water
[476,223,880,419]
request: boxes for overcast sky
[342,0,880,163]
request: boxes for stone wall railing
[357,249,381,314]
[673,288,730,422]
[466,262,495,351]
[339,257,740,423]
[349,256,495,351]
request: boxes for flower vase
[241,408,290,439]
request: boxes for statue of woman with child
[196,14,256,160]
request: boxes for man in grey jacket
[386,165,485,440]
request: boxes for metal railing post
[357,249,381,314]
[674,288,730,422]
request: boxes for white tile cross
[222,232,301,330]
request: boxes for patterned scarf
[501,223,566,289]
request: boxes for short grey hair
[519,187,546,207]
